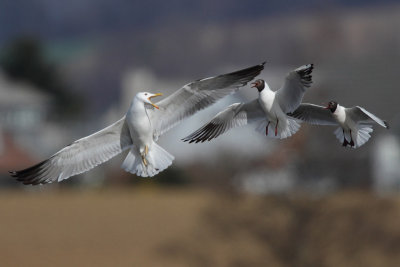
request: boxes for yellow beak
[148,93,163,109]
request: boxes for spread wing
[276,64,314,113]
[149,62,265,139]
[182,99,265,143]
[9,117,132,185]
[288,103,338,126]
[347,106,389,128]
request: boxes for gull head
[251,79,265,92]
[325,101,338,113]
[137,92,163,109]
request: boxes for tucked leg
[349,130,355,147]
[275,119,279,136]
[342,129,348,146]
[141,145,148,166]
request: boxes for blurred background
[1,0,400,266]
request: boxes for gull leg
[141,155,148,166]
[349,130,355,147]
[342,129,348,146]
[266,121,270,136]
[141,145,148,166]
[275,119,279,136]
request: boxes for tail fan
[255,117,300,139]
[121,143,174,177]
[334,125,373,148]
[354,125,373,148]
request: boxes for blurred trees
[0,37,83,118]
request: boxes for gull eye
[145,93,148,96]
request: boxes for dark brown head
[251,79,265,92]
[325,101,338,113]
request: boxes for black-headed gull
[289,101,389,148]
[182,64,313,143]
[10,62,265,184]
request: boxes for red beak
[251,82,257,88]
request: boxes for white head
[135,92,163,109]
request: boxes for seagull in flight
[182,64,313,143]
[10,62,265,185]
[289,101,389,148]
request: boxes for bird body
[257,83,293,137]
[121,92,175,177]
[258,83,276,113]
[331,104,348,128]
[127,95,153,151]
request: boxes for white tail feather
[121,143,174,177]
[334,127,345,144]
[255,117,300,139]
[355,125,373,148]
[334,125,373,148]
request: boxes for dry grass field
[0,187,211,267]
[1,187,400,267]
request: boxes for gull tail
[334,125,373,148]
[256,117,301,139]
[121,143,174,177]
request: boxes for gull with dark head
[10,62,265,185]
[289,101,389,148]
[182,64,313,143]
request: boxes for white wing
[347,106,389,128]
[10,117,132,185]
[182,99,265,143]
[276,64,314,113]
[288,103,338,125]
[149,62,265,139]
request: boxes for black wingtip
[8,159,50,185]
[384,121,390,129]
[261,61,267,66]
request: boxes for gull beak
[148,93,163,109]
[251,82,257,88]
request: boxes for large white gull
[182,64,313,143]
[10,62,265,184]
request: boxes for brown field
[1,187,400,267]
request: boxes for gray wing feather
[149,62,265,139]
[182,99,265,143]
[9,117,132,185]
[347,106,389,128]
[289,103,338,126]
[276,64,314,113]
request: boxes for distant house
[0,71,51,181]
[0,132,36,173]
[372,133,400,193]
[0,71,50,132]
